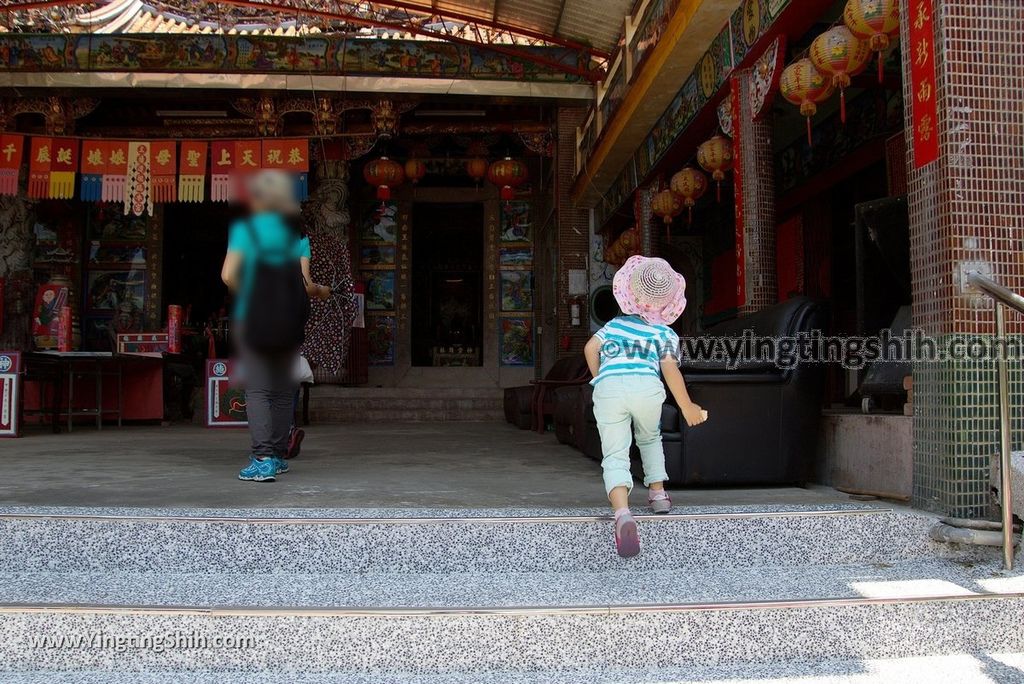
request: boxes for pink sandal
[614,512,641,558]
[648,490,672,515]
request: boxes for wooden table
[22,351,165,432]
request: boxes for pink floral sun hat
[612,255,687,326]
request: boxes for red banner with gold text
[908,0,939,168]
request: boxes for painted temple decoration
[750,36,786,121]
[0,35,589,83]
[498,200,534,366]
[592,0,798,228]
[0,196,37,350]
[302,158,357,383]
[357,198,397,368]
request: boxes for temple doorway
[410,202,484,367]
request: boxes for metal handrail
[967,272,1019,570]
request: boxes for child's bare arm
[584,335,602,378]
[661,360,707,427]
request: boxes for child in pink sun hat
[584,255,707,558]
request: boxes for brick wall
[556,107,592,358]
[902,0,1024,516]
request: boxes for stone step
[1,506,1021,677]
[0,507,988,574]
[312,388,505,400]
[309,408,504,422]
[309,398,503,410]
[6,654,1024,683]
[307,387,505,422]
[2,557,1021,609]
[2,595,1023,674]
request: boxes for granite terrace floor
[0,422,854,509]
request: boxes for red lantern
[466,157,488,185]
[487,157,528,201]
[696,134,733,202]
[844,0,900,82]
[780,58,834,146]
[810,26,871,123]
[404,158,426,185]
[363,156,405,201]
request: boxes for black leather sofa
[572,297,827,486]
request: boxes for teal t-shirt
[226,212,310,321]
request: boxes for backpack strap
[243,217,296,261]
[244,219,264,257]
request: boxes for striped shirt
[591,315,680,385]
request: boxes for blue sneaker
[274,457,289,475]
[238,456,277,482]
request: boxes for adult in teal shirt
[224,214,314,321]
[220,170,328,483]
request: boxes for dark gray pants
[241,349,296,459]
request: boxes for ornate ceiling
[0,0,633,64]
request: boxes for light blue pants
[593,375,668,495]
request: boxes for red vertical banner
[167,304,182,354]
[730,75,746,310]
[280,139,310,173]
[210,141,234,202]
[179,141,208,203]
[49,138,78,199]
[0,134,24,196]
[282,139,310,200]
[908,0,939,168]
[261,139,289,170]
[57,306,72,352]
[150,141,177,203]
[102,141,130,202]
[80,139,108,201]
[28,137,52,199]
[234,140,262,173]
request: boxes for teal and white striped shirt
[591,315,680,385]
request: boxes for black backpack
[241,219,310,354]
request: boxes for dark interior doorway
[411,203,484,367]
[162,203,240,330]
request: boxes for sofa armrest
[683,372,787,385]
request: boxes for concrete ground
[0,422,853,509]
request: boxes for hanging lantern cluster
[843,0,900,82]
[696,134,733,202]
[487,156,528,202]
[778,0,899,144]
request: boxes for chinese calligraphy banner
[150,141,176,203]
[7,136,310,210]
[179,140,209,203]
[103,141,130,203]
[0,134,24,196]
[28,137,53,199]
[80,139,107,201]
[50,138,79,200]
[908,0,939,168]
